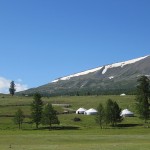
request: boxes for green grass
[0,94,148,129]
[0,94,136,115]
[0,94,149,150]
[0,129,149,150]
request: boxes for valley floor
[0,128,150,150]
[0,95,149,150]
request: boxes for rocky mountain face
[19,55,150,96]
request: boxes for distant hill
[18,55,150,96]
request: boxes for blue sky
[0,0,150,93]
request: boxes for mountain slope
[19,55,150,96]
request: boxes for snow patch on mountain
[109,76,114,79]
[52,66,103,83]
[52,55,149,83]
[102,55,148,74]
[145,75,150,77]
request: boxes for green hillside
[0,94,147,129]
[0,94,150,150]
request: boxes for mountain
[19,55,150,96]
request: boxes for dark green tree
[113,101,122,125]
[9,81,16,96]
[76,91,80,96]
[105,99,122,127]
[135,76,150,123]
[95,103,105,129]
[42,103,60,130]
[31,93,43,129]
[105,99,113,126]
[13,108,24,129]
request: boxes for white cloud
[0,77,28,94]
[15,83,28,92]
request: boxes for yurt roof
[120,93,126,96]
[86,108,97,113]
[121,109,133,115]
[76,108,87,111]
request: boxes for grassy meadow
[0,94,149,150]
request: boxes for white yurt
[84,108,97,115]
[120,93,126,96]
[76,108,87,114]
[120,109,134,117]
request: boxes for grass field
[0,94,149,150]
[0,129,150,150]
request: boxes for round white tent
[120,109,134,117]
[84,108,97,115]
[76,108,87,114]
[120,93,126,96]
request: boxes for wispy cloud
[0,77,28,94]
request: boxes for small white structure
[76,108,87,114]
[84,108,97,115]
[120,93,126,96]
[120,109,134,117]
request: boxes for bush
[73,117,81,122]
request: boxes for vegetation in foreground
[0,75,150,150]
[0,93,150,150]
[0,128,150,150]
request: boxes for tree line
[20,88,136,97]
[14,93,59,130]
[12,75,150,129]
[95,99,122,128]
[135,76,150,123]
[95,75,150,128]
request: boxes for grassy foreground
[0,94,149,150]
[0,129,150,150]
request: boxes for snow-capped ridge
[52,66,103,83]
[102,55,148,74]
[51,55,149,83]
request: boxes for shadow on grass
[23,126,80,131]
[116,123,143,127]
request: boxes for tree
[9,81,16,96]
[135,76,150,123]
[13,108,24,129]
[113,101,122,125]
[105,99,113,126]
[105,99,122,127]
[31,93,43,129]
[95,103,105,129]
[42,103,60,130]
